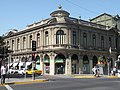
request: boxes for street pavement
[0,74,119,86]
[1,76,120,90]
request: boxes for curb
[0,79,48,86]
[74,75,120,79]
[107,76,119,78]
[74,76,97,78]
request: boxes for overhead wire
[65,0,98,15]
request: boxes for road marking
[4,85,14,90]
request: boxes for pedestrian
[92,66,97,77]
[96,66,100,77]
[112,66,116,76]
[1,64,7,84]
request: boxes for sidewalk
[0,77,48,86]
[73,74,119,79]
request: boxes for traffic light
[32,53,35,61]
[32,40,36,51]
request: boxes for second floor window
[45,31,49,45]
[115,38,118,49]
[23,37,26,49]
[12,40,14,50]
[56,30,65,44]
[101,36,104,48]
[17,38,20,50]
[83,33,87,47]
[7,41,9,46]
[37,33,40,47]
[73,31,76,45]
[29,35,32,48]
[109,37,112,47]
[92,34,96,47]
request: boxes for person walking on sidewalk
[1,64,7,84]
[92,66,100,77]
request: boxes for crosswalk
[4,85,14,90]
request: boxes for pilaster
[50,55,55,75]
[89,60,93,74]
[65,56,72,75]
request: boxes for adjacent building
[3,6,120,75]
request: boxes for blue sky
[0,0,120,36]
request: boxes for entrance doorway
[55,63,64,74]
[93,56,98,67]
[71,54,79,74]
[55,54,65,74]
[83,55,90,74]
[44,54,50,74]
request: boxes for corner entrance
[55,54,65,74]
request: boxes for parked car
[26,68,42,75]
[8,69,19,74]
[18,68,26,75]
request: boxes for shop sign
[44,59,50,63]
[55,59,64,63]
[83,60,89,64]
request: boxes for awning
[44,59,50,63]
[26,62,32,66]
[13,63,19,67]
[55,59,64,63]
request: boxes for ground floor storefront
[8,50,117,75]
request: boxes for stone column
[41,30,44,46]
[65,56,72,75]
[89,60,93,74]
[79,59,83,74]
[40,53,44,75]
[15,38,17,51]
[50,55,55,75]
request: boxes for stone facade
[4,6,120,75]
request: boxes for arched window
[37,33,40,47]
[7,41,9,46]
[101,36,104,48]
[45,31,49,45]
[17,38,20,50]
[115,38,118,49]
[73,31,76,45]
[83,33,87,47]
[56,30,65,44]
[109,37,112,47]
[92,34,96,47]
[12,40,14,50]
[29,35,32,48]
[23,37,26,49]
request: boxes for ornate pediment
[7,31,15,36]
[47,18,57,24]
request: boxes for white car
[18,69,26,75]
[8,69,19,74]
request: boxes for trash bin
[118,70,120,77]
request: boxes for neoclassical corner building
[4,6,120,75]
